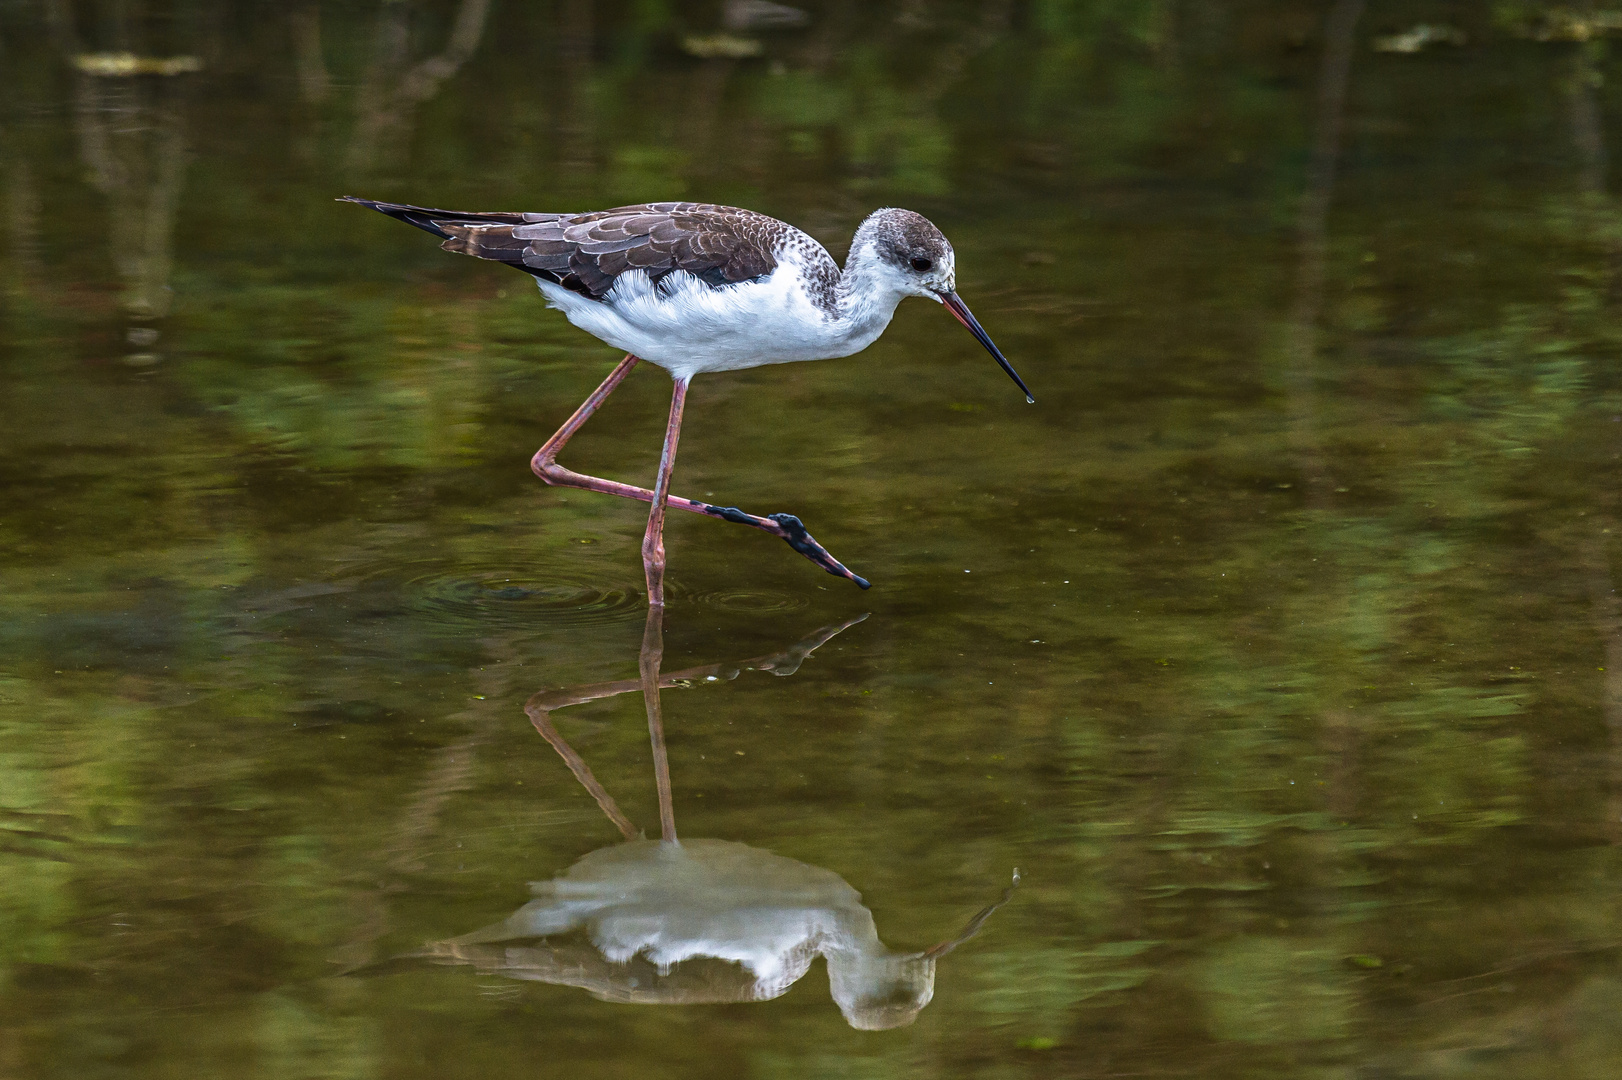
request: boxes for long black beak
[940,290,1034,403]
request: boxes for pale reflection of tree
[1584,532,1622,843]
[51,0,195,362]
[2,157,43,304]
[1283,0,1363,483]
[1565,33,1622,843]
[289,4,331,166]
[347,0,493,173]
[0,46,40,314]
[75,83,187,331]
[800,0,855,73]
[1280,0,1366,829]
[910,0,1012,104]
[679,56,744,189]
[330,641,528,971]
[290,4,332,107]
[1268,0,1371,1053]
[555,0,595,188]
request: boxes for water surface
[4,2,1622,1077]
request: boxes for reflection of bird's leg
[522,611,869,839]
[522,613,869,717]
[527,707,639,841]
[641,605,679,841]
[751,613,871,677]
[919,870,1021,959]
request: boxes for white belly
[533,262,895,382]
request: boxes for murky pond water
[5,2,1622,1077]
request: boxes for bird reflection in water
[367,608,1017,1030]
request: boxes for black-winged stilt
[342,198,1033,606]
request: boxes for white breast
[533,251,898,382]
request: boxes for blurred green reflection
[2,2,1622,1079]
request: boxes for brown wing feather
[343,197,825,301]
[371,201,788,299]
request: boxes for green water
[5,1,1622,1076]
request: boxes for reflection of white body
[384,615,1012,1031]
[431,838,937,1031]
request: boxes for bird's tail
[337,196,536,240]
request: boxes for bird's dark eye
[910,256,932,272]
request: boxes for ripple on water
[668,584,811,615]
[347,560,647,630]
[335,559,813,628]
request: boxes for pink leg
[642,379,688,607]
[532,356,870,590]
[531,352,642,476]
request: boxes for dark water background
[4,1,1622,1076]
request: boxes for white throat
[833,240,917,335]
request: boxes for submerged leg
[642,379,688,607]
[531,356,869,590]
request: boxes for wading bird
[343,198,1033,605]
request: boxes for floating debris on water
[1372,25,1466,53]
[74,53,203,76]
[681,34,764,59]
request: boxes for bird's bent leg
[530,354,869,590]
[642,379,688,607]
[531,352,641,480]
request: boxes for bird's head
[855,208,958,297]
[850,208,1033,403]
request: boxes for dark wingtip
[337,196,455,240]
[853,575,872,590]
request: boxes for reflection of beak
[939,291,1034,403]
[915,868,1021,960]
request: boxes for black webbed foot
[697,504,870,589]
